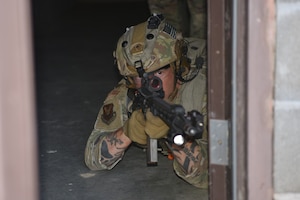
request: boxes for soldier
[84,14,208,188]
[147,0,207,39]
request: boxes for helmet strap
[134,60,145,78]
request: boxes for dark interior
[32,1,209,199]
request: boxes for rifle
[130,72,204,146]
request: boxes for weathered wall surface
[274,1,300,199]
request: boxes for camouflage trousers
[147,0,207,39]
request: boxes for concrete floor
[34,2,209,200]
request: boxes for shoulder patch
[101,103,116,125]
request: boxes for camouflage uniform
[84,15,208,188]
[147,0,207,39]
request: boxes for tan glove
[145,110,169,139]
[123,109,147,145]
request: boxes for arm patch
[101,103,116,125]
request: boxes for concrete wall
[274,1,300,199]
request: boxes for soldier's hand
[123,109,147,145]
[145,110,169,139]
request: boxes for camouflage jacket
[84,38,208,188]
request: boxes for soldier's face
[133,66,176,101]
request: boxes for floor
[34,1,209,200]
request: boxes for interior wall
[31,0,147,37]
[76,0,145,2]
[31,0,77,23]
[31,0,78,38]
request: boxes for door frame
[208,0,275,199]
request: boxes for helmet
[114,14,181,78]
